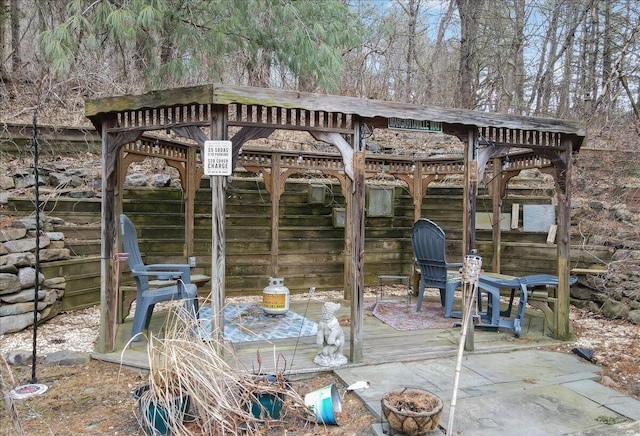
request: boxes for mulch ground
[1,359,376,435]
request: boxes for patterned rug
[198,303,318,343]
[371,298,456,331]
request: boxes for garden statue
[313,302,347,367]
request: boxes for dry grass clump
[129,304,316,435]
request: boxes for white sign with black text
[204,140,232,176]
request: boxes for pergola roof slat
[86,84,586,145]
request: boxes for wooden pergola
[85,84,585,358]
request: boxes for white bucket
[304,383,342,425]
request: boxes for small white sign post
[204,140,232,176]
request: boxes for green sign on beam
[388,117,442,132]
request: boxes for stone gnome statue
[313,301,347,367]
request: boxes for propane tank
[262,277,290,315]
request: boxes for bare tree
[0,0,8,77]
[455,0,486,109]
[419,0,456,106]
[396,0,421,102]
[9,0,18,71]
[600,0,613,112]
[339,0,393,99]
[493,0,526,114]
[0,0,18,76]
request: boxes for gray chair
[120,214,199,340]
[411,218,462,313]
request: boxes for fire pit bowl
[380,388,443,435]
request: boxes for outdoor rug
[371,298,455,331]
[198,303,318,343]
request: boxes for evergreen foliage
[37,0,363,92]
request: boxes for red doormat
[372,299,456,331]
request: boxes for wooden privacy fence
[8,177,610,310]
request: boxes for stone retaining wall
[0,215,71,335]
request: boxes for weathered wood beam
[228,121,353,135]
[209,105,226,344]
[270,155,281,277]
[185,147,197,257]
[462,128,479,351]
[230,127,274,169]
[310,131,354,180]
[349,150,366,363]
[555,137,573,340]
[97,116,119,353]
[211,84,586,137]
[86,85,214,118]
[343,177,353,299]
[106,121,210,134]
[491,157,502,274]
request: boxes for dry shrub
[128,301,316,435]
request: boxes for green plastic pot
[250,391,285,420]
[249,374,289,421]
[133,385,190,435]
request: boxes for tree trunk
[586,4,599,105]
[402,0,420,102]
[556,28,573,118]
[513,0,525,115]
[528,2,595,116]
[538,7,560,115]
[527,3,553,115]
[420,0,455,103]
[600,0,613,115]
[455,0,485,109]
[497,0,525,114]
[0,0,8,77]
[9,0,18,72]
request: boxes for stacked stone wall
[0,215,71,335]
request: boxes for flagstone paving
[334,349,640,435]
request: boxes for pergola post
[97,118,142,354]
[209,105,227,343]
[491,156,503,273]
[555,136,573,340]
[184,145,197,257]
[462,128,479,351]
[462,128,478,257]
[343,179,353,298]
[269,154,282,277]
[349,150,366,363]
[411,162,424,222]
[349,119,366,363]
[98,121,117,354]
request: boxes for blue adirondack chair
[411,218,462,313]
[120,214,199,340]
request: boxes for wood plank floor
[93,292,562,377]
